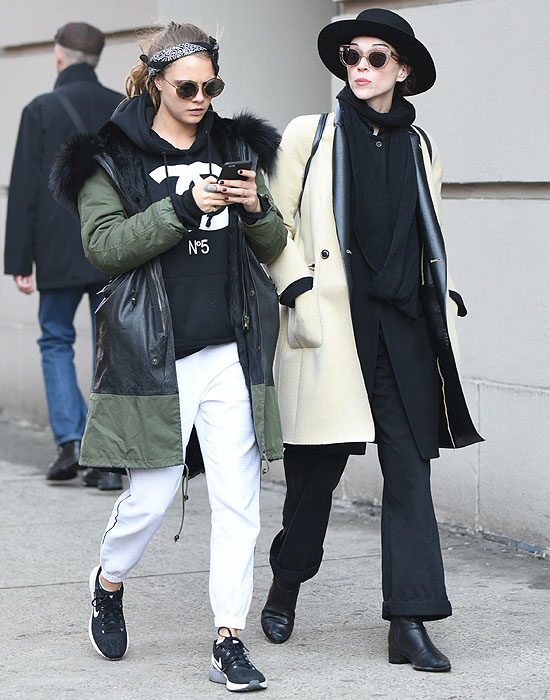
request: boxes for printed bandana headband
[140,38,220,79]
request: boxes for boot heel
[388,645,410,664]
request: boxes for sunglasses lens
[204,78,225,97]
[176,82,198,99]
[341,47,360,66]
[369,52,389,69]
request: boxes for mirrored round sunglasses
[163,76,225,100]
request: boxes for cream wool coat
[267,112,462,446]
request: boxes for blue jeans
[38,283,104,445]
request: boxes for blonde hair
[125,22,212,111]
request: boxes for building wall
[330,0,550,548]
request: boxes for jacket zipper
[241,255,250,331]
[436,358,456,448]
[244,244,263,345]
[149,261,167,336]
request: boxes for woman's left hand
[218,169,261,213]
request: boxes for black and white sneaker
[210,630,267,692]
[88,565,128,660]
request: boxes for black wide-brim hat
[317,8,436,95]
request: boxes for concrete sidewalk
[1,416,549,700]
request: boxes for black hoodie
[111,94,234,358]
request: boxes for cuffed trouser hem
[382,600,452,621]
[269,550,321,586]
[267,446,348,587]
[214,616,247,631]
[99,569,124,585]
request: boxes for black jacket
[50,109,285,468]
[332,105,483,450]
[4,63,122,290]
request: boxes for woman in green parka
[52,21,286,693]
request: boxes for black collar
[54,63,99,89]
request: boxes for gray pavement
[1,415,549,700]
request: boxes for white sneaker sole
[88,565,128,660]
[209,658,267,692]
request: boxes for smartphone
[217,160,253,181]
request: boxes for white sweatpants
[99,342,261,630]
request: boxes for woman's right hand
[192,176,228,213]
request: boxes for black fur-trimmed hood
[209,111,281,175]
[50,100,281,215]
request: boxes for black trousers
[270,336,451,621]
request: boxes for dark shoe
[81,468,101,487]
[388,616,451,672]
[261,578,300,644]
[97,472,123,491]
[210,629,267,692]
[88,565,128,660]
[46,440,80,481]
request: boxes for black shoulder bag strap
[55,91,88,134]
[411,125,433,162]
[296,112,328,214]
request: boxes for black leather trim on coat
[279,277,313,307]
[449,290,467,317]
[332,104,353,294]
[329,118,482,450]
[409,132,448,324]
[409,131,483,448]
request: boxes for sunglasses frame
[163,76,225,100]
[338,45,400,71]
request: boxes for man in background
[4,22,123,490]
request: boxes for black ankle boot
[46,440,80,481]
[388,616,451,672]
[261,578,300,644]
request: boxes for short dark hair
[395,54,416,97]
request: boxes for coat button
[321,249,330,259]
[249,289,255,296]
[151,357,159,366]
[376,140,383,147]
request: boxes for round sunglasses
[163,76,225,100]
[339,45,400,70]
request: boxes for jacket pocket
[287,288,323,349]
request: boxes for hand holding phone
[216,159,261,214]
[217,160,253,182]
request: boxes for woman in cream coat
[260,8,482,672]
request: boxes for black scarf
[337,85,420,317]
